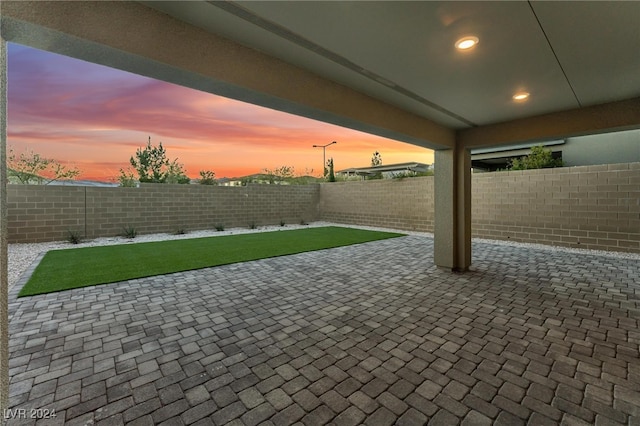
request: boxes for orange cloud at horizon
[8,43,434,182]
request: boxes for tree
[369,151,383,179]
[327,158,336,182]
[117,168,137,187]
[509,145,563,170]
[371,151,382,167]
[199,170,216,185]
[166,159,190,184]
[130,137,169,183]
[263,165,295,184]
[8,147,80,184]
[129,136,190,184]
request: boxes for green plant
[262,165,295,185]
[215,224,225,232]
[509,145,564,170]
[280,219,286,227]
[123,226,137,239]
[300,219,308,225]
[199,170,217,185]
[371,151,382,167]
[327,158,336,182]
[8,147,81,185]
[174,227,187,235]
[129,136,190,184]
[130,136,169,183]
[249,222,257,230]
[166,159,190,184]
[367,151,383,180]
[67,230,82,244]
[117,168,137,187]
[392,172,408,180]
[392,170,433,180]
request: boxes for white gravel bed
[8,222,639,292]
[8,221,393,292]
[474,237,640,262]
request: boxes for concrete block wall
[319,163,640,253]
[7,186,85,243]
[7,162,640,253]
[472,162,640,252]
[8,183,320,243]
[319,177,435,232]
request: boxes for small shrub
[117,169,137,187]
[509,145,563,170]
[199,170,217,185]
[215,224,225,232]
[123,226,137,239]
[392,172,408,180]
[300,219,308,225]
[174,227,186,235]
[280,219,286,227]
[67,230,82,244]
[249,222,257,230]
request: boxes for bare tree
[8,148,80,184]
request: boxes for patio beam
[0,34,8,412]
[457,97,640,149]
[434,146,472,271]
[0,1,454,151]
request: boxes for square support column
[0,35,8,411]
[434,146,472,271]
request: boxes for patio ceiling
[141,1,640,136]
[1,1,639,150]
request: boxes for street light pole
[312,141,337,177]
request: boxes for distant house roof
[337,162,432,176]
[48,180,118,187]
[470,140,565,157]
[470,140,566,171]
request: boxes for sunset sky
[8,43,434,182]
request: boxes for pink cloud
[8,43,433,181]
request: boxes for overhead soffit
[529,1,640,106]
[143,1,640,130]
[140,0,470,129]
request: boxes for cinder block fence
[7,162,640,253]
[472,163,640,252]
[320,162,640,253]
[319,177,434,232]
[7,184,319,243]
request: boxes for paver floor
[6,234,640,425]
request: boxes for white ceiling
[142,1,640,130]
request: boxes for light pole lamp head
[313,141,337,148]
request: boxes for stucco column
[0,35,8,413]
[434,146,472,271]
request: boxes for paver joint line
[5,231,640,425]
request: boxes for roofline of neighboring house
[337,162,432,175]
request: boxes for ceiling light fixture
[513,92,530,101]
[455,36,479,51]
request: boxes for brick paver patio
[6,233,640,425]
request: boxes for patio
[2,2,640,413]
[7,230,640,425]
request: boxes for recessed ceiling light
[455,36,479,50]
[513,92,530,101]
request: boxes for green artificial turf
[19,226,404,297]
